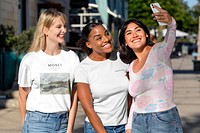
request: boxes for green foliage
[0,24,34,55]
[128,0,198,34]
[0,24,15,48]
[176,37,191,43]
[128,0,154,27]
[190,3,200,33]
[193,3,200,19]
[8,28,35,55]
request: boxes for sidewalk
[0,55,200,133]
[172,55,200,133]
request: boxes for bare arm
[67,85,78,133]
[18,86,30,126]
[128,94,132,114]
[77,83,106,133]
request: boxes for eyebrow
[125,26,140,33]
[93,34,101,38]
[93,30,108,38]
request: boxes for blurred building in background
[0,0,128,47]
[0,0,128,91]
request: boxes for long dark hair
[118,18,154,64]
[76,22,102,55]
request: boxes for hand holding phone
[150,3,167,26]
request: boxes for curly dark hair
[118,18,154,64]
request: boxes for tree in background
[190,0,200,33]
[128,0,197,34]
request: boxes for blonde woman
[18,9,80,133]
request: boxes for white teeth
[59,35,64,37]
[133,39,140,43]
[103,43,111,48]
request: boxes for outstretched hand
[152,6,172,25]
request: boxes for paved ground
[0,55,200,133]
[172,55,200,133]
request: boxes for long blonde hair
[28,9,67,52]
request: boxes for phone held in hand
[150,2,167,26]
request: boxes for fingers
[153,5,164,12]
[152,6,172,25]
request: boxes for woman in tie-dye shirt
[118,6,183,133]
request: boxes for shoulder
[75,57,90,71]
[61,50,80,63]
[114,52,129,67]
[76,57,89,67]
[21,51,37,63]
[62,50,79,58]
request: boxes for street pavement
[0,55,200,133]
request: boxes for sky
[184,0,198,8]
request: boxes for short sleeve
[74,65,89,84]
[18,60,32,87]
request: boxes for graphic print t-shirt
[40,73,70,95]
[18,50,80,113]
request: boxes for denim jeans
[131,107,183,133]
[22,111,68,133]
[84,121,125,133]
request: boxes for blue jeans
[84,121,125,133]
[22,111,68,133]
[131,107,183,133]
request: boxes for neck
[44,45,61,56]
[88,53,110,61]
[135,45,151,61]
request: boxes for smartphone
[150,2,167,26]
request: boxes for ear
[43,26,48,36]
[86,41,92,49]
[146,33,149,38]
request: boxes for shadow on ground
[74,127,84,133]
[182,114,200,133]
[173,69,200,74]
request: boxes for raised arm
[152,5,172,25]
[152,6,176,58]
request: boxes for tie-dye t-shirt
[126,18,177,130]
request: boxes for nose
[62,26,67,33]
[103,35,111,42]
[131,31,138,37]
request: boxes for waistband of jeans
[134,107,177,116]
[27,110,69,117]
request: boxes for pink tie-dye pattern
[125,18,177,130]
[136,95,153,109]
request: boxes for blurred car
[172,42,198,57]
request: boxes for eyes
[56,24,66,29]
[94,31,110,41]
[125,27,143,36]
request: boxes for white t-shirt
[18,50,80,113]
[75,56,129,126]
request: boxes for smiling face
[43,17,67,45]
[124,22,148,52]
[86,25,112,58]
